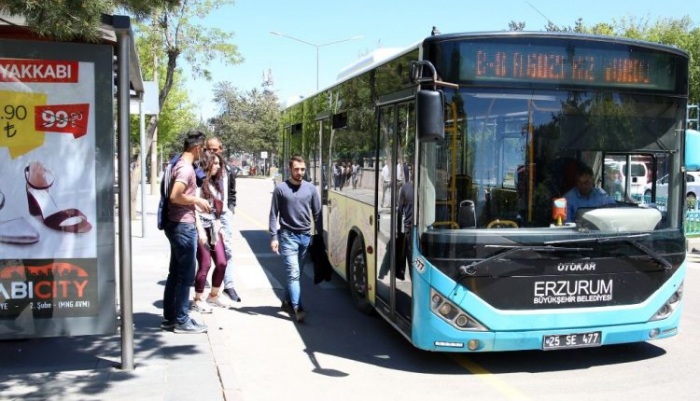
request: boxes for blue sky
[185,0,697,120]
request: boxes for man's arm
[170,181,210,212]
[562,191,576,223]
[269,187,280,254]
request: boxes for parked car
[645,171,700,206]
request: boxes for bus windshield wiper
[458,244,592,278]
[545,234,671,270]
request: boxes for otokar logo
[533,279,613,305]
[557,262,596,272]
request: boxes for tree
[0,0,175,41]
[127,0,242,216]
[1,0,243,217]
[129,28,198,176]
[508,21,526,31]
[209,79,280,163]
[606,16,700,105]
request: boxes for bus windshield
[418,88,685,260]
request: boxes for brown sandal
[25,161,92,233]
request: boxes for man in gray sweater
[269,155,322,322]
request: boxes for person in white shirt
[381,162,391,207]
[396,161,404,188]
[351,160,360,189]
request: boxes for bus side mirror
[417,89,444,142]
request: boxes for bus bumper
[410,264,684,352]
[413,304,681,352]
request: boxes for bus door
[317,115,332,248]
[376,92,415,332]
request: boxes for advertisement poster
[0,58,96,257]
[0,40,115,338]
[0,259,99,319]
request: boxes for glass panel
[396,102,415,320]
[418,88,685,265]
[377,106,394,301]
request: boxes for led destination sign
[459,42,678,90]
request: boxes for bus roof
[282,31,689,110]
[282,41,420,109]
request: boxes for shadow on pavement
[0,311,205,398]
[237,229,666,377]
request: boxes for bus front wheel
[348,238,374,315]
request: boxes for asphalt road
[223,176,699,401]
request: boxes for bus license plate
[542,331,602,350]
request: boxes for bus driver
[563,164,615,222]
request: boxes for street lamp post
[270,31,362,91]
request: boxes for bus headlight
[430,289,488,331]
[650,281,683,321]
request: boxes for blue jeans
[220,209,235,289]
[279,230,311,309]
[163,220,198,324]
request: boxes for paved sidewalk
[0,193,239,401]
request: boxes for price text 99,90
[40,109,84,129]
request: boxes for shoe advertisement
[0,39,116,339]
[0,58,96,257]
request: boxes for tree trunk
[150,127,159,196]
[127,49,178,221]
[129,115,158,220]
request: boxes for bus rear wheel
[348,238,374,315]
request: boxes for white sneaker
[206,294,231,309]
[192,298,212,314]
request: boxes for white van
[605,160,648,196]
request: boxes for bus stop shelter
[0,13,143,370]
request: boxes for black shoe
[223,287,241,302]
[294,307,306,323]
[280,301,293,314]
[159,319,176,331]
[174,318,208,334]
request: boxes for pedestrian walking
[205,137,242,302]
[269,155,322,322]
[161,130,211,334]
[192,150,233,312]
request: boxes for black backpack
[157,160,175,230]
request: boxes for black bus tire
[348,238,374,315]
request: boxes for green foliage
[209,81,280,158]
[0,0,174,41]
[128,29,197,156]
[606,16,700,105]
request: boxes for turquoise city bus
[278,31,688,352]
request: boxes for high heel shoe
[0,189,40,244]
[25,161,92,233]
